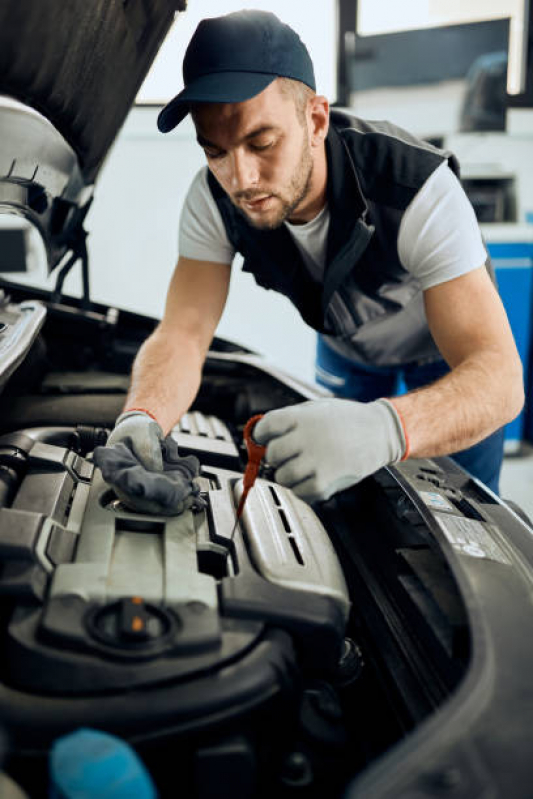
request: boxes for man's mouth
[240,194,275,211]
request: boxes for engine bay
[0,289,531,798]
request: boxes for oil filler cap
[88,597,175,651]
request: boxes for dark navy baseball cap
[157,10,316,133]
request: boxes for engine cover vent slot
[288,536,304,566]
[171,413,240,470]
[275,505,304,566]
[269,485,282,506]
[177,412,232,441]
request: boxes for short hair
[277,77,315,124]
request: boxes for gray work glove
[254,398,407,504]
[94,436,206,516]
[106,410,164,472]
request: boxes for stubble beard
[232,138,314,231]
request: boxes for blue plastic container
[49,728,157,799]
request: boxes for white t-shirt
[179,160,486,291]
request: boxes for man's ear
[308,95,329,147]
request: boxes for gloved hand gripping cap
[94,436,206,516]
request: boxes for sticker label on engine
[420,491,455,512]
[434,513,511,564]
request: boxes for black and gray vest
[207,109,486,367]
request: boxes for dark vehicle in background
[1,3,533,797]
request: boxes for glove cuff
[123,407,159,423]
[116,409,162,432]
[378,398,409,462]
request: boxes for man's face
[192,81,314,229]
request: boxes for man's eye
[250,141,273,152]
[204,149,225,160]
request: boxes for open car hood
[0,0,185,271]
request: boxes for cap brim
[157,71,277,132]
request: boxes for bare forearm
[392,353,524,458]
[124,326,205,435]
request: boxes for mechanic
[107,9,524,502]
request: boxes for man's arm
[254,263,524,504]
[391,264,524,456]
[124,256,231,435]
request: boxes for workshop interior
[1,0,533,797]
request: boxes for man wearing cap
[107,10,523,503]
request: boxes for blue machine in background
[446,125,533,453]
[487,237,533,450]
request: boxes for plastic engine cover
[0,423,349,752]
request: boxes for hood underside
[0,0,186,269]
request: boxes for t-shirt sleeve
[397,161,487,290]
[179,168,235,264]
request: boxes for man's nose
[229,149,259,192]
